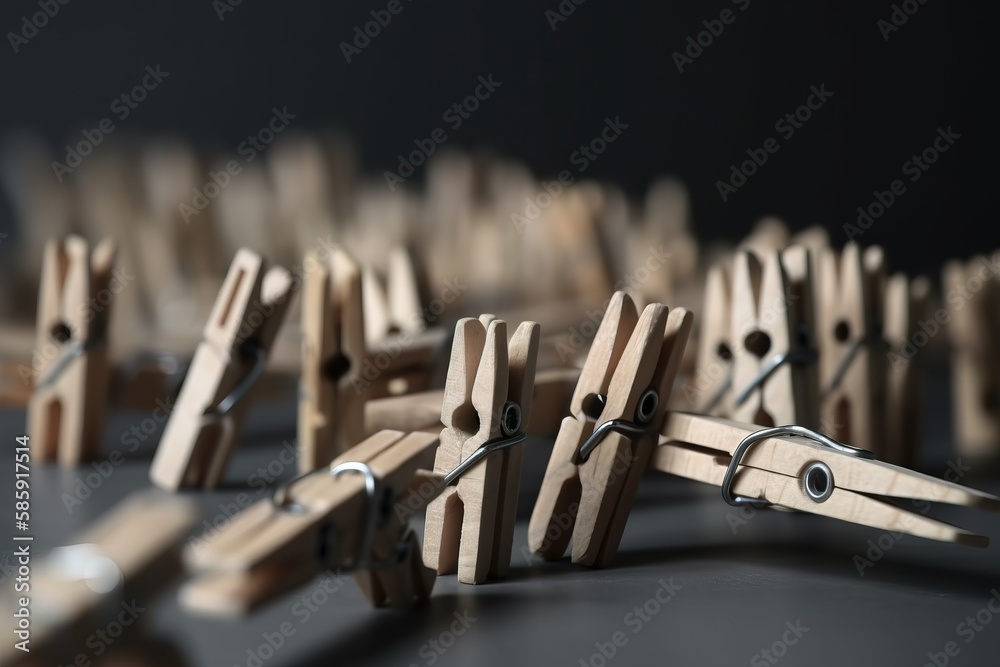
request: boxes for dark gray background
[3,373,1000,667]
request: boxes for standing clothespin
[27,235,117,466]
[361,246,426,348]
[653,412,1000,545]
[529,292,692,567]
[182,430,439,616]
[423,315,540,584]
[150,249,296,490]
[818,243,888,456]
[729,246,819,428]
[689,262,731,414]
[944,253,1000,459]
[884,274,931,467]
[0,492,196,667]
[299,246,366,471]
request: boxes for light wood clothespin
[150,249,296,490]
[529,292,692,567]
[27,235,117,466]
[884,274,931,467]
[729,246,819,428]
[361,246,426,348]
[818,243,888,456]
[653,412,1000,545]
[944,253,1000,459]
[423,315,540,584]
[689,262,731,414]
[0,492,195,667]
[299,246,366,471]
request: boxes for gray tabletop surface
[2,374,999,667]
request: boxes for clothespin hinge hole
[501,401,522,436]
[833,321,851,343]
[50,322,73,344]
[635,389,659,424]
[716,343,734,362]
[743,331,771,359]
[802,461,834,503]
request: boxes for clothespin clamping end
[529,292,692,567]
[0,492,196,667]
[27,235,117,467]
[150,249,296,491]
[423,314,540,584]
[653,412,1000,546]
[298,245,366,471]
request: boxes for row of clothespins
[6,234,1000,665]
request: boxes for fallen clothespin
[653,412,1000,545]
[150,249,296,490]
[529,292,692,566]
[27,236,117,466]
[423,315,540,583]
[944,252,1000,459]
[0,492,195,667]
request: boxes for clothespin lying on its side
[299,246,366,471]
[944,253,1000,459]
[182,430,438,616]
[423,315,539,584]
[27,236,117,466]
[729,247,819,429]
[0,492,196,667]
[529,292,692,567]
[653,412,1000,545]
[884,274,931,468]
[150,249,296,491]
[818,243,888,456]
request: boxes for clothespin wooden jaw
[884,273,931,467]
[529,292,692,567]
[944,253,1000,458]
[181,430,441,616]
[423,314,540,584]
[150,249,296,491]
[730,246,819,429]
[299,246,366,471]
[653,412,1000,545]
[818,243,888,455]
[0,492,196,667]
[28,235,117,467]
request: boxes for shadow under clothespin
[150,249,296,491]
[423,314,540,584]
[529,291,692,567]
[27,236,117,467]
[0,492,196,667]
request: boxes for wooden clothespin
[27,235,117,466]
[653,412,1000,545]
[818,243,888,456]
[299,246,366,471]
[423,315,540,584]
[729,246,819,428]
[944,253,1000,459]
[885,274,931,467]
[689,262,731,414]
[361,246,426,348]
[0,492,195,667]
[529,292,692,567]
[150,249,296,490]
